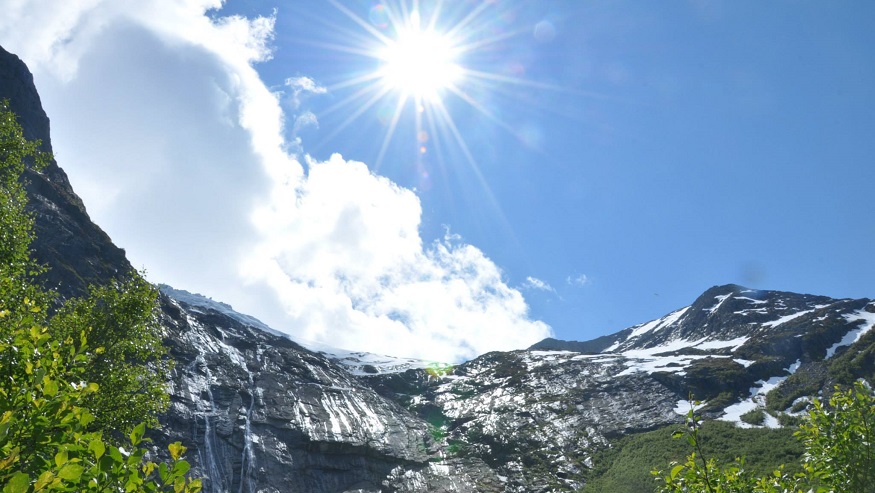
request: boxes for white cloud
[522,276,555,292]
[0,0,551,362]
[286,76,327,109]
[567,274,590,286]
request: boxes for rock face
[0,45,132,299]
[5,44,875,492]
[153,287,501,493]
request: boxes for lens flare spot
[369,4,389,29]
[425,362,454,378]
[417,130,429,143]
[533,20,556,42]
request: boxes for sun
[318,0,552,175]
[376,12,462,102]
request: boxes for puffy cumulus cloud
[0,0,551,362]
[246,154,550,361]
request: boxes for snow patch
[762,309,814,328]
[734,296,768,305]
[625,306,691,340]
[160,285,283,337]
[674,399,706,415]
[720,360,801,428]
[704,294,732,314]
[825,308,875,358]
[693,336,749,352]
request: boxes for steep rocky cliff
[5,44,874,493]
[153,287,501,493]
[0,45,131,299]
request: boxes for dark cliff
[0,45,131,299]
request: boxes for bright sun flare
[323,0,550,174]
[377,13,462,100]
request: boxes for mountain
[4,44,874,492]
[365,284,874,490]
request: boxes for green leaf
[43,377,58,397]
[188,478,203,493]
[168,442,186,461]
[130,422,146,445]
[188,479,203,493]
[34,471,55,490]
[54,449,68,467]
[172,460,191,476]
[57,463,84,481]
[109,445,123,463]
[670,464,684,479]
[89,439,106,459]
[2,472,30,493]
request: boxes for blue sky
[1,1,873,361]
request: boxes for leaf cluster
[0,316,200,492]
[653,383,875,493]
[0,101,199,491]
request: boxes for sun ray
[373,94,409,172]
[427,98,516,240]
[291,0,600,241]
[310,84,394,154]
[443,1,491,40]
[328,0,394,47]
[444,85,520,138]
[317,81,384,120]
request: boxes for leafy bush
[653,381,875,493]
[739,408,765,426]
[0,101,200,492]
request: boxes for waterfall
[238,360,256,493]
[192,352,227,492]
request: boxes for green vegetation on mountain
[652,382,875,493]
[581,421,801,493]
[0,101,200,492]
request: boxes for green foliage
[0,101,199,491]
[50,277,170,434]
[0,100,51,330]
[0,100,49,280]
[796,381,875,493]
[653,383,875,493]
[739,408,766,426]
[582,421,801,493]
[0,315,201,492]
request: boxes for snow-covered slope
[158,285,437,376]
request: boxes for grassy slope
[581,421,803,493]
